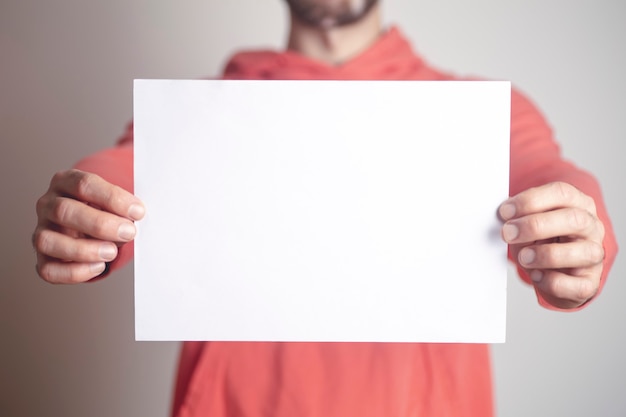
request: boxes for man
[32,1,617,416]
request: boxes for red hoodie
[76,27,617,417]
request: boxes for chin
[286,0,379,28]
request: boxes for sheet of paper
[134,80,510,343]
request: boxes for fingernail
[499,203,516,220]
[90,262,106,274]
[99,244,117,261]
[118,223,136,240]
[530,269,543,283]
[128,204,145,221]
[520,248,536,266]
[502,224,519,242]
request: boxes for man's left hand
[499,181,605,309]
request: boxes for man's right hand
[33,169,145,284]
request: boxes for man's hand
[33,169,145,284]
[499,181,605,309]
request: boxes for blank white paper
[134,79,510,343]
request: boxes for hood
[221,27,448,81]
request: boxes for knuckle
[35,194,50,216]
[567,208,590,232]
[91,216,114,237]
[51,169,70,186]
[74,171,95,199]
[546,273,562,296]
[63,240,84,262]
[552,181,577,204]
[66,268,86,284]
[584,195,597,214]
[587,242,605,264]
[575,278,597,303]
[527,215,543,236]
[595,218,605,239]
[109,185,126,210]
[32,229,52,254]
[51,198,72,224]
[36,261,55,283]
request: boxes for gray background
[1,1,624,416]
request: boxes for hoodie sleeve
[509,88,618,310]
[73,122,135,277]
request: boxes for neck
[286,3,382,65]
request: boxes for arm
[499,89,618,310]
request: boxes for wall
[1,1,624,416]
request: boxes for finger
[32,226,118,263]
[517,241,605,270]
[532,269,600,309]
[36,253,106,284]
[502,207,602,244]
[499,181,597,221]
[49,169,145,221]
[42,197,137,242]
